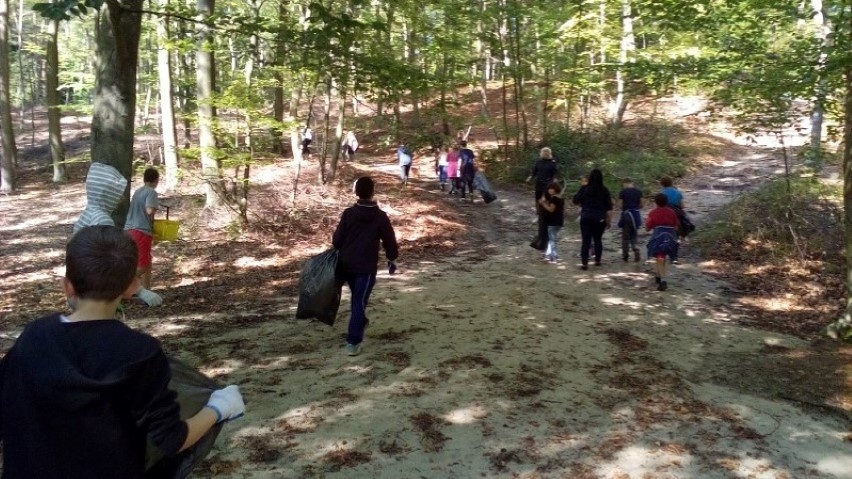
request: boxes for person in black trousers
[526,147,558,253]
[572,168,613,270]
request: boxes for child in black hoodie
[333,177,400,356]
[0,226,245,479]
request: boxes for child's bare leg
[138,267,152,289]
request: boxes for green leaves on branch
[33,0,102,21]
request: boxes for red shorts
[127,229,153,268]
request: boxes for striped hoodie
[73,163,127,234]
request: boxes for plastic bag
[295,249,343,325]
[473,171,497,204]
[530,213,547,251]
[145,357,223,479]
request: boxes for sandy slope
[172,149,851,478]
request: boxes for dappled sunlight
[442,404,489,424]
[599,295,645,310]
[200,358,245,378]
[233,256,282,269]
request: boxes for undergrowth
[490,120,692,194]
[693,176,845,338]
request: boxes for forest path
[192,146,851,478]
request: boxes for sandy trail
[171,148,850,478]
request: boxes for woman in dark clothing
[526,147,558,252]
[572,168,613,270]
[526,147,559,206]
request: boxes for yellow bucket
[152,219,180,242]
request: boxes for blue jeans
[437,165,447,183]
[545,226,561,260]
[344,272,376,345]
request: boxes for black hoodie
[332,199,399,274]
[0,315,187,479]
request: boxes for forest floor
[1,103,851,478]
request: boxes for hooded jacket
[73,162,128,234]
[332,200,399,274]
[0,315,187,478]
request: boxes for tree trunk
[319,77,332,184]
[808,0,830,166]
[157,0,179,190]
[46,14,65,183]
[271,0,287,154]
[196,0,221,207]
[328,92,345,182]
[836,58,852,339]
[91,1,144,225]
[612,0,634,127]
[0,0,16,192]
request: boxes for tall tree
[156,0,178,189]
[90,0,144,225]
[196,0,221,207]
[46,11,66,183]
[0,0,18,192]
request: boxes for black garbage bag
[145,357,223,479]
[473,171,497,204]
[529,213,547,251]
[295,249,343,325]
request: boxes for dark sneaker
[657,281,668,291]
[633,248,641,262]
[654,276,661,284]
[581,264,588,271]
[622,255,629,262]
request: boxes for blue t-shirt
[619,187,642,210]
[662,186,683,208]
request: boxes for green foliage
[492,122,689,194]
[33,0,101,21]
[692,177,843,261]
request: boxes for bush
[692,177,843,262]
[501,123,690,195]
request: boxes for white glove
[137,287,163,307]
[206,385,245,423]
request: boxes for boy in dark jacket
[332,177,399,356]
[0,225,245,479]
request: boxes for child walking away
[572,169,613,270]
[0,225,245,478]
[538,182,565,263]
[343,131,358,161]
[396,143,413,185]
[302,126,313,155]
[74,162,162,307]
[446,146,461,195]
[645,193,680,291]
[435,146,449,191]
[617,178,643,262]
[125,167,160,290]
[659,176,694,261]
[332,177,399,356]
[458,141,476,200]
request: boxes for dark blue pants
[344,272,377,345]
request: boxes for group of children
[535,169,691,292]
[433,141,477,199]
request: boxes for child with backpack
[645,193,680,291]
[617,178,643,262]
